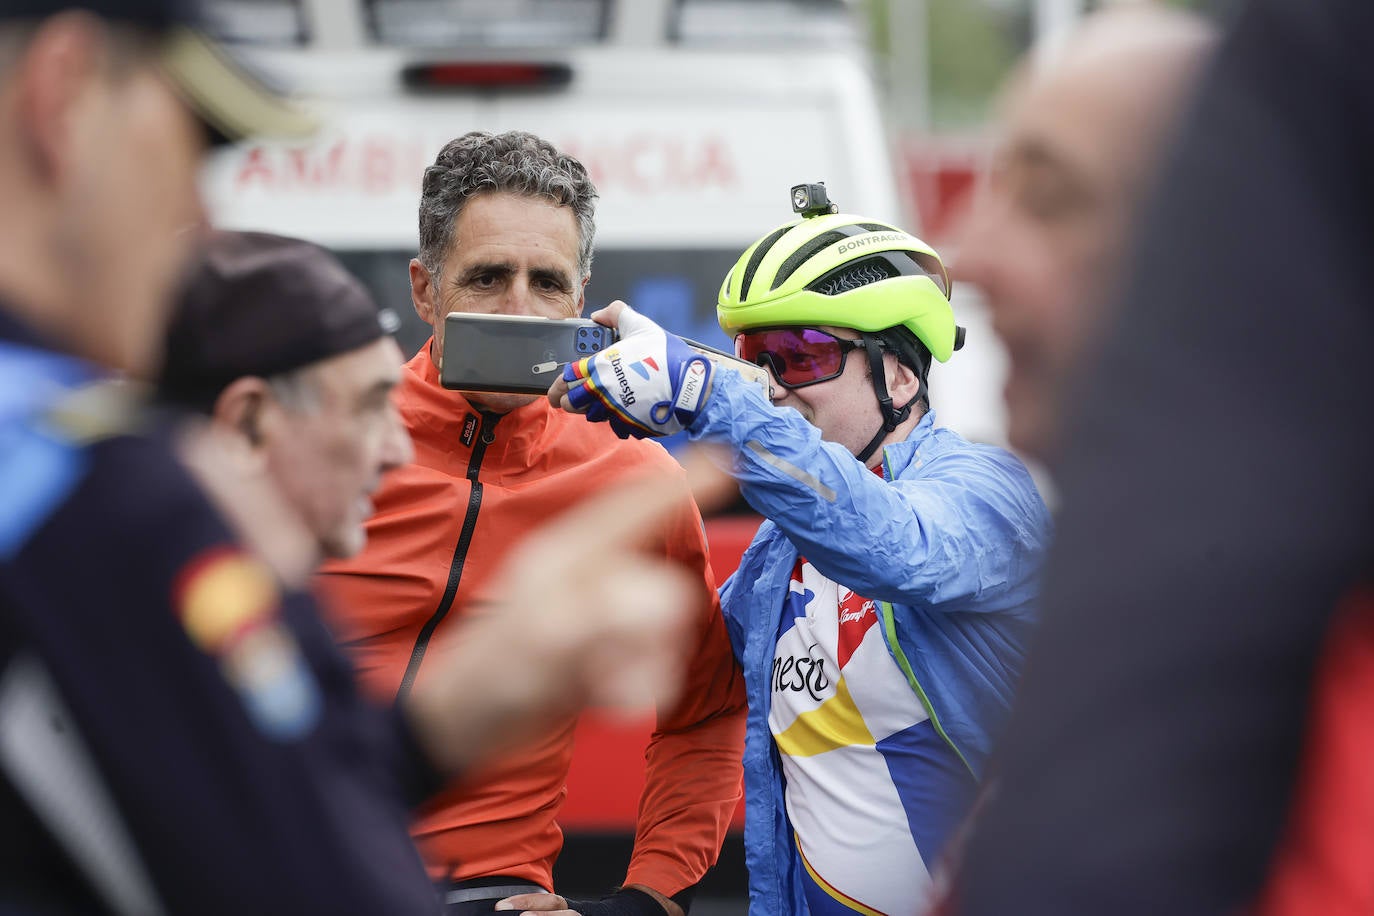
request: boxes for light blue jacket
[688,371,1052,915]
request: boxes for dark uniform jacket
[0,309,443,914]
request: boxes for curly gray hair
[417,130,599,283]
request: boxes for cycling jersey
[687,371,1051,915]
[770,554,977,915]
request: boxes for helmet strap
[855,334,911,465]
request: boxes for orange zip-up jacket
[316,344,746,896]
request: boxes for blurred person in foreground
[954,2,1217,466]
[315,130,746,916]
[945,0,1374,912]
[0,5,705,913]
[924,2,1214,908]
[527,188,1051,916]
[157,229,416,562]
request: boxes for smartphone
[439,312,773,398]
[440,313,617,394]
[680,338,774,396]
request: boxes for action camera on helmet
[790,182,839,218]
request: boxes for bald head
[954,3,1216,463]
[1022,4,1217,205]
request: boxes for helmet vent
[771,222,892,291]
[809,254,901,296]
[739,224,794,302]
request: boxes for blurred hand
[406,448,734,774]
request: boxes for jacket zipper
[877,599,976,777]
[396,411,500,700]
[871,452,975,775]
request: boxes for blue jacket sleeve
[688,370,1046,610]
[717,569,748,663]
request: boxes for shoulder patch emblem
[173,547,321,740]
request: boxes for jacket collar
[876,408,939,481]
[402,338,565,457]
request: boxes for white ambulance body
[201,0,904,359]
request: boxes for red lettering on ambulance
[693,136,736,188]
[557,134,738,194]
[234,146,274,190]
[285,142,344,188]
[622,134,653,193]
[359,139,393,195]
[228,133,738,197]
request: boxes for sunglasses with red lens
[734,327,875,389]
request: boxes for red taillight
[402,61,573,90]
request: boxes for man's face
[953,69,1138,462]
[63,62,207,375]
[953,14,1210,463]
[261,337,413,558]
[414,191,585,414]
[762,326,891,461]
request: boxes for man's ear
[15,12,107,184]
[409,258,438,328]
[885,354,922,406]
[211,376,272,451]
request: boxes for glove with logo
[563,305,715,438]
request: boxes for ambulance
[201,0,905,356]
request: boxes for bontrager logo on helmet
[835,232,911,256]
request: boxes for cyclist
[541,188,1052,915]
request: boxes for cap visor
[159,27,317,143]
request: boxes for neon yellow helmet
[719,185,965,461]
[717,209,962,362]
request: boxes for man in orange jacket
[317,130,746,916]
